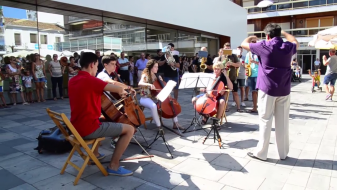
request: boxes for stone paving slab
[0,75,336,189]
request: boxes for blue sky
[2,6,27,19]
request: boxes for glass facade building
[0,0,246,103]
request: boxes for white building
[27,10,64,26]
[3,18,64,54]
[243,0,337,73]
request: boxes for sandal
[237,109,244,113]
[244,98,248,101]
[246,110,258,113]
[201,115,209,125]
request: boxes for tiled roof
[4,18,64,31]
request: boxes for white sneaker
[232,102,236,107]
[241,102,246,107]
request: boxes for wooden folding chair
[220,89,231,125]
[46,108,108,185]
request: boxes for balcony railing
[247,26,331,38]
[245,0,337,14]
[54,36,122,52]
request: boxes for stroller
[291,66,302,82]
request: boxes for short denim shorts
[323,73,337,86]
[35,77,46,83]
[247,77,257,91]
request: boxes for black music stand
[202,117,225,149]
[179,73,214,134]
[145,80,178,158]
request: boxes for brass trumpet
[200,57,207,72]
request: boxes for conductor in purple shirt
[241,23,298,161]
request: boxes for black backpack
[34,126,72,154]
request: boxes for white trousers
[254,90,290,160]
[129,71,133,86]
[139,97,178,127]
[137,70,143,83]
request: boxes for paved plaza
[0,75,336,190]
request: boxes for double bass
[195,75,225,117]
[151,73,181,119]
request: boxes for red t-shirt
[68,71,108,137]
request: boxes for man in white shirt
[314,58,321,71]
[118,52,131,85]
[323,49,337,101]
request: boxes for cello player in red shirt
[68,52,134,176]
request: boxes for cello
[113,71,145,127]
[151,73,181,119]
[195,75,224,117]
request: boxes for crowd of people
[1,23,337,176]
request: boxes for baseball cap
[168,43,174,47]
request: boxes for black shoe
[247,152,266,161]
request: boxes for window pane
[30,34,37,43]
[55,37,61,43]
[320,17,334,27]
[309,0,327,6]
[14,33,21,45]
[306,19,319,28]
[40,35,48,44]
[293,2,308,8]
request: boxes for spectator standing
[118,52,131,85]
[245,44,259,113]
[314,58,321,70]
[6,57,29,105]
[32,54,46,102]
[135,53,148,82]
[236,46,247,107]
[49,54,64,101]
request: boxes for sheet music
[179,73,215,89]
[156,80,177,102]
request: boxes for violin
[195,75,224,116]
[113,71,145,127]
[151,73,181,119]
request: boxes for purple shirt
[250,37,296,96]
[135,59,148,70]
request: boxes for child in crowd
[295,66,301,78]
[22,70,34,103]
[0,72,9,108]
[308,69,322,92]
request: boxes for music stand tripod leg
[202,118,224,149]
[137,129,149,147]
[145,127,173,158]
